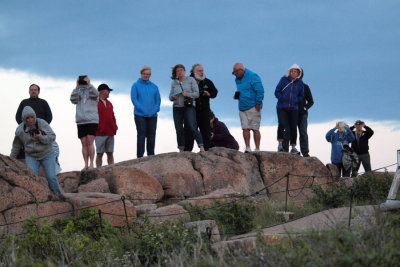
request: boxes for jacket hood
[286,64,302,78]
[21,106,36,122]
[300,68,304,79]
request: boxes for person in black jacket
[15,84,52,124]
[184,64,218,151]
[210,111,239,150]
[350,120,374,176]
[278,68,314,156]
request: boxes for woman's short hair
[171,64,185,80]
[140,65,151,74]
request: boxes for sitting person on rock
[10,106,63,197]
[210,111,239,150]
[326,121,355,177]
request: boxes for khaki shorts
[95,136,115,153]
[239,107,261,130]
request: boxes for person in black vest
[350,120,374,176]
[184,64,218,151]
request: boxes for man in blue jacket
[232,63,264,153]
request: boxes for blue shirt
[131,78,161,117]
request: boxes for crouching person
[10,106,62,196]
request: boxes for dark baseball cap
[97,83,113,92]
[355,120,364,125]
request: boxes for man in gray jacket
[70,75,99,170]
[11,106,62,197]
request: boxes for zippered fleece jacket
[235,69,264,111]
[70,84,99,124]
[131,78,161,117]
[10,106,56,160]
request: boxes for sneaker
[244,147,252,153]
[303,153,310,157]
[254,148,260,152]
[290,147,300,154]
[277,144,283,152]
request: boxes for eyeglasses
[141,73,151,76]
[232,69,244,74]
[290,70,300,73]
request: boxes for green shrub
[352,172,393,202]
[186,199,255,235]
[311,182,351,208]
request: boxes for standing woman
[275,64,304,154]
[131,65,161,158]
[169,64,204,152]
[70,75,99,170]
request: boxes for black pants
[185,109,211,151]
[277,108,298,150]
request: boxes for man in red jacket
[95,84,118,167]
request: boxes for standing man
[232,63,264,153]
[16,84,52,124]
[297,69,314,157]
[350,120,374,176]
[184,64,218,151]
[95,84,118,167]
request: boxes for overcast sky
[1,1,399,171]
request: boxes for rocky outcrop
[0,154,73,237]
[255,152,335,201]
[1,147,338,237]
[147,204,190,224]
[63,192,136,227]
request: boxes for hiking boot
[290,147,300,154]
[278,144,284,152]
[303,153,310,157]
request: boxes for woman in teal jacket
[131,65,161,158]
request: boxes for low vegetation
[0,172,398,266]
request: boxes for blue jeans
[173,106,203,149]
[298,113,309,155]
[277,108,298,147]
[134,115,157,158]
[25,151,62,195]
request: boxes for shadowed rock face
[0,154,73,237]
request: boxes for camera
[78,75,88,85]
[234,91,240,99]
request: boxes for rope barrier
[0,162,396,236]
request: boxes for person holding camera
[169,64,204,152]
[326,121,355,177]
[10,106,63,197]
[350,120,374,176]
[131,66,161,158]
[70,75,99,170]
[184,64,218,151]
[232,63,264,153]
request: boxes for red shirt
[96,99,118,136]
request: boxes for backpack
[342,145,359,171]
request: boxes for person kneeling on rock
[10,106,63,197]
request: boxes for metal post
[380,167,400,211]
[285,172,289,213]
[98,209,103,234]
[348,189,354,228]
[121,196,131,234]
